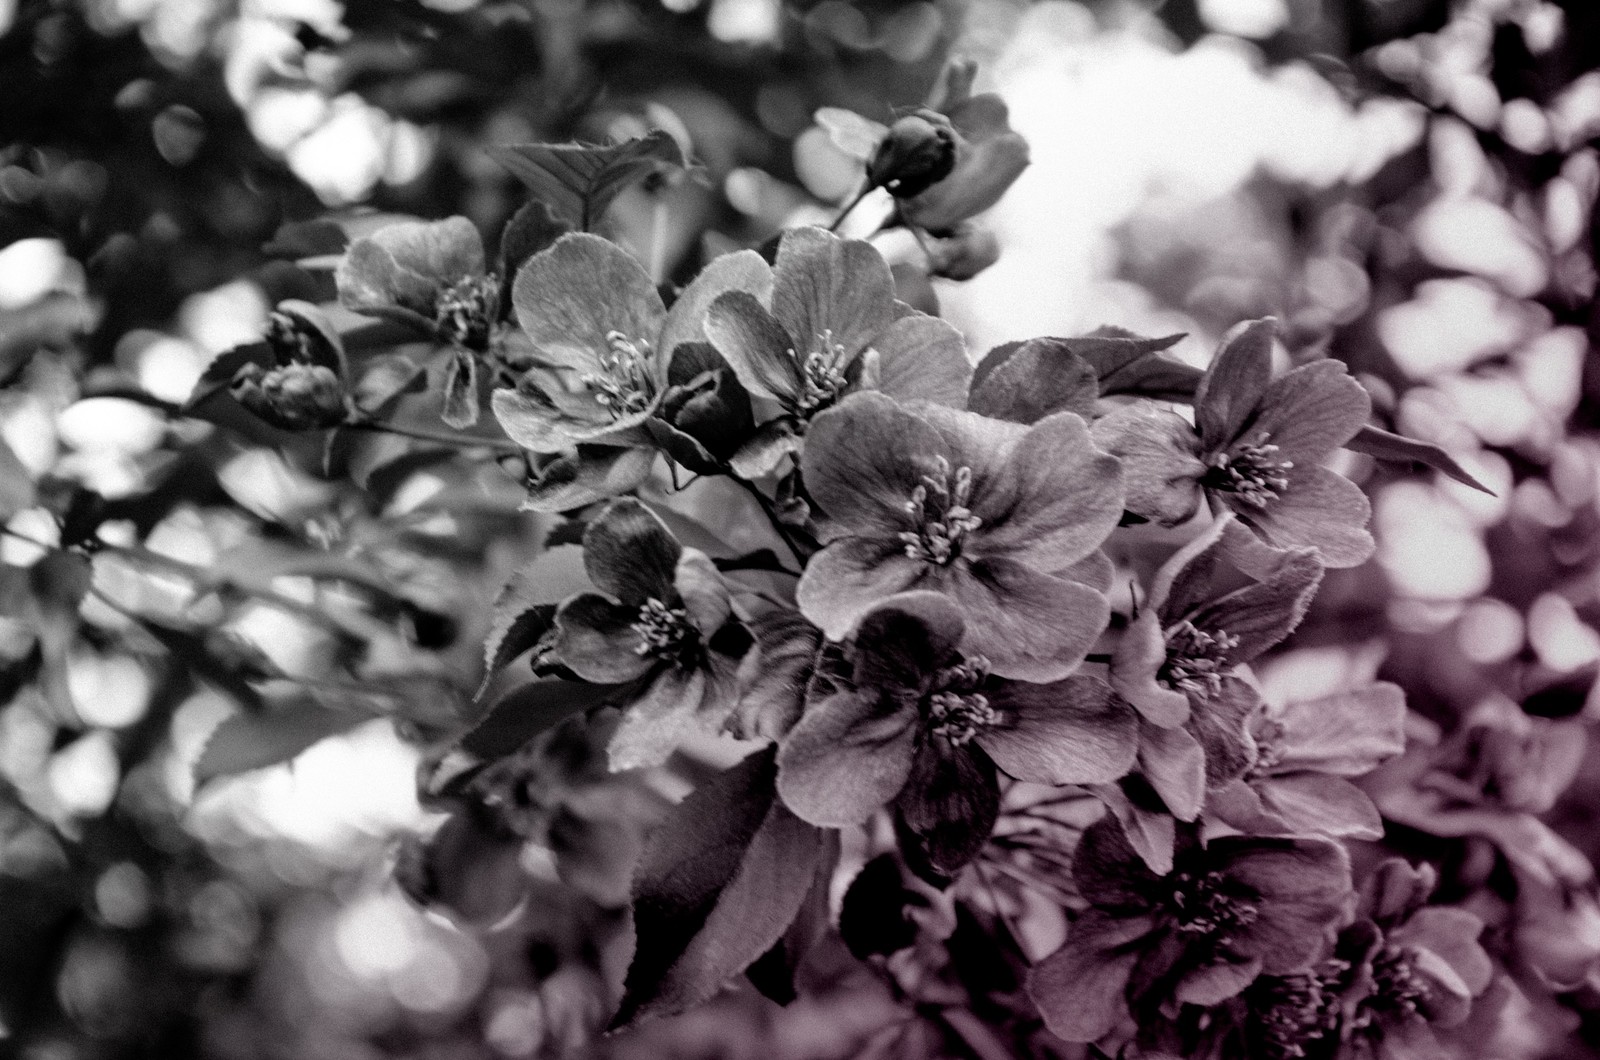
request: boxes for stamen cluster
[1205,432,1294,508]
[899,456,982,565]
[792,329,851,415]
[1167,869,1261,939]
[583,332,656,418]
[632,597,700,668]
[435,273,500,351]
[1161,621,1241,696]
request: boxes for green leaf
[460,678,635,759]
[20,550,92,720]
[262,218,350,260]
[185,342,268,413]
[131,618,278,713]
[487,131,687,231]
[194,703,365,784]
[613,746,829,1029]
[969,330,1193,414]
[1347,424,1494,494]
[967,338,1098,424]
[499,199,573,280]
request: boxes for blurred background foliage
[4,0,1600,1057]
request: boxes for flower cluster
[258,105,1507,1054]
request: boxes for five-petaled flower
[1095,320,1374,566]
[796,391,1124,681]
[1111,519,1325,816]
[703,226,972,477]
[1027,816,1352,1044]
[336,215,505,427]
[539,498,748,772]
[776,592,1137,875]
[492,232,771,457]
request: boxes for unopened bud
[231,361,348,431]
[868,112,957,198]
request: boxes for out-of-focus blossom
[1238,860,1492,1060]
[1028,816,1351,1043]
[229,301,350,431]
[1210,683,1407,840]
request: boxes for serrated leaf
[499,200,572,282]
[969,331,1193,411]
[479,544,593,696]
[488,131,687,231]
[967,338,1098,424]
[194,703,365,784]
[1348,424,1494,494]
[613,746,828,1029]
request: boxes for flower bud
[263,300,345,374]
[900,96,1029,234]
[230,361,348,431]
[867,112,957,198]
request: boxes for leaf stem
[345,419,523,453]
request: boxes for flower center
[1357,945,1426,1026]
[899,456,982,565]
[435,273,500,351]
[631,597,700,668]
[1160,621,1240,697]
[1247,972,1338,1060]
[1203,431,1294,508]
[1247,717,1288,777]
[583,332,657,419]
[790,330,851,416]
[1167,869,1260,939]
[925,656,997,746]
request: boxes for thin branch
[733,478,808,566]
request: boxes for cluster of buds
[229,301,351,431]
